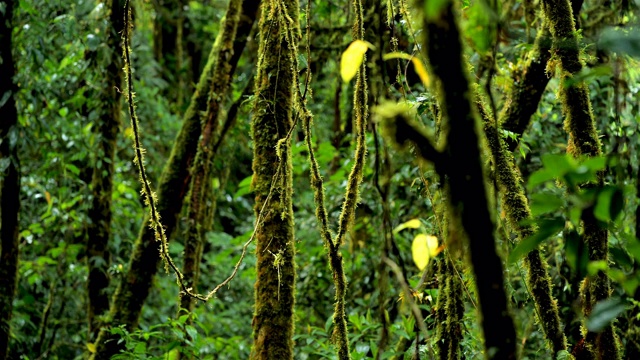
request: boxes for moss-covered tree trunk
[0,1,20,358]
[89,3,258,358]
[418,1,517,358]
[249,0,299,358]
[85,0,125,339]
[178,0,244,317]
[500,0,583,151]
[540,0,620,358]
[480,102,567,355]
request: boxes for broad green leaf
[527,168,555,189]
[411,234,439,270]
[86,343,96,353]
[508,218,564,264]
[393,219,421,233]
[586,297,627,332]
[234,175,253,198]
[541,154,575,177]
[529,193,564,216]
[587,260,608,276]
[340,40,373,82]
[594,185,624,222]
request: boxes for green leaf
[586,297,626,332]
[594,186,624,222]
[541,154,575,177]
[234,175,253,198]
[529,193,564,216]
[508,218,564,264]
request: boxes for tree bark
[249,1,299,358]
[0,1,20,358]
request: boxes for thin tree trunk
[89,3,258,358]
[249,0,299,358]
[540,0,621,358]
[85,0,125,339]
[0,1,20,358]
[178,0,244,317]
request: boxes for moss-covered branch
[499,0,583,151]
[478,99,567,355]
[300,0,372,358]
[540,0,620,358]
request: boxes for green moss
[478,98,568,354]
[541,0,620,357]
[249,1,299,358]
[418,0,517,357]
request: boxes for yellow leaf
[411,234,439,270]
[340,40,373,82]
[393,219,422,234]
[45,191,51,205]
[410,58,430,86]
[382,52,430,86]
[86,343,96,353]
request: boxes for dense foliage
[1,0,640,359]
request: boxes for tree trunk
[178,0,244,317]
[0,1,20,358]
[418,1,517,358]
[85,0,125,339]
[540,0,621,358]
[89,2,259,358]
[249,1,299,358]
[480,101,567,355]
